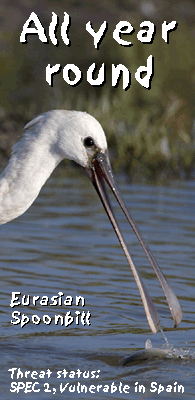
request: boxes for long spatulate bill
[86,151,182,331]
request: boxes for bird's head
[49,110,108,168]
[24,109,107,167]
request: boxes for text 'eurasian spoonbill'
[0,110,182,333]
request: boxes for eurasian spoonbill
[0,110,182,333]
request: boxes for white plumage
[0,110,107,225]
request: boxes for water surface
[0,170,194,399]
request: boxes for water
[0,170,194,399]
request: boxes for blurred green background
[0,0,195,182]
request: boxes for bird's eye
[84,137,95,147]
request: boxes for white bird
[0,110,182,333]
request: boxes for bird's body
[0,110,182,333]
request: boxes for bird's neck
[0,133,62,225]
